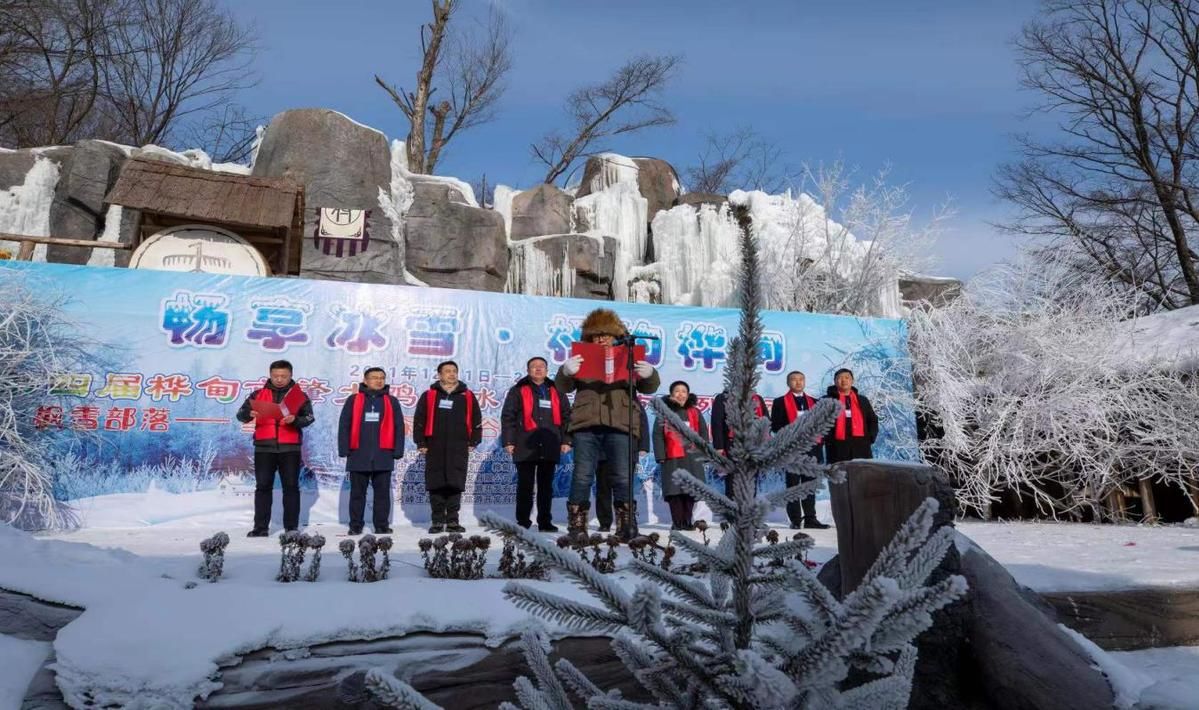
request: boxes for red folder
[250,398,284,419]
[569,341,647,383]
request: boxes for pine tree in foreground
[368,201,967,709]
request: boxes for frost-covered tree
[367,201,966,710]
[909,253,1199,519]
[0,267,105,530]
[755,163,948,317]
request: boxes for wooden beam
[17,241,35,260]
[0,233,132,251]
[1138,478,1159,523]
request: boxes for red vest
[349,391,396,450]
[519,384,561,431]
[253,386,308,444]
[664,407,702,460]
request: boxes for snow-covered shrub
[627,533,675,570]
[275,531,325,583]
[909,255,1199,519]
[498,534,547,580]
[197,532,230,582]
[419,533,490,580]
[555,532,619,574]
[304,534,326,582]
[343,534,394,583]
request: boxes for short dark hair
[526,356,548,369]
[833,368,854,380]
[668,380,690,394]
[436,360,459,373]
[786,370,805,379]
[363,367,386,378]
[269,360,292,372]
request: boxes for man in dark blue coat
[338,367,406,535]
[501,357,572,531]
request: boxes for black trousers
[516,461,555,527]
[254,450,301,531]
[349,470,392,530]
[595,461,613,528]
[429,486,462,524]
[785,472,819,526]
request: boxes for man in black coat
[235,359,315,537]
[501,357,572,532]
[710,389,768,500]
[413,360,483,533]
[771,370,829,529]
[823,368,879,463]
[338,367,406,535]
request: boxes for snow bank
[0,634,51,708]
[0,156,59,262]
[1111,304,1199,373]
[1058,625,1152,709]
[1110,646,1199,709]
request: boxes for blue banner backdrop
[5,261,916,525]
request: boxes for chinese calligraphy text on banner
[4,261,917,525]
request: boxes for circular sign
[129,225,269,276]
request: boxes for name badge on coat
[538,399,553,409]
[438,399,454,410]
[364,411,381,423]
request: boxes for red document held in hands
[569,341,647,383]
[249,398,284,420]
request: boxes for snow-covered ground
[957,519,1199,592]
[3,489,1198,708]
[0,634,51,709]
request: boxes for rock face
[900,275,963,310]
[252,108,404,284]
[674,192,727,209]
[631,157,681,221]
[405,182,508,291]
[508,234,616,300]
[0,149,38,191]
[510,183,572,239]
[47,140,128,264]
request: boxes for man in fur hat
[556,308,661,537]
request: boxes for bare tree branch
[995,0,1199,309]
[685,126,789,194]
[183,102,261,164]
[532,53,681,185]
[375,0,510,174]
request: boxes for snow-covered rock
[1111,304,1199,373]
[0,155,59,262]
[506,233,616,300]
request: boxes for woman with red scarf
[823,368,879,463]
[337,367,406,535]
[653,381,710,530]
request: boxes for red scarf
[727,394,765,440]
[519,384,561,431]
[834,391,866,440]
[664,407,701,459]
[783,392,822,444]
[349,391,395,450]
[253,385,309,444]
[424,388,476,439]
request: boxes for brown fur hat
[580,308,627,340]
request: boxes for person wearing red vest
[501,357,572,532]
[337,367,406,536]
[653,381,710,530]
[413,360,482,534]
[823,368,879,464]
[771,370,830,529]
[234,360,314,537]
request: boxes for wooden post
[1106,490,1128,522]
[1137,478,1158,523]
[16,241,35,260]
[829,460,955,594]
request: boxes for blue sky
[225,0,1050,280]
